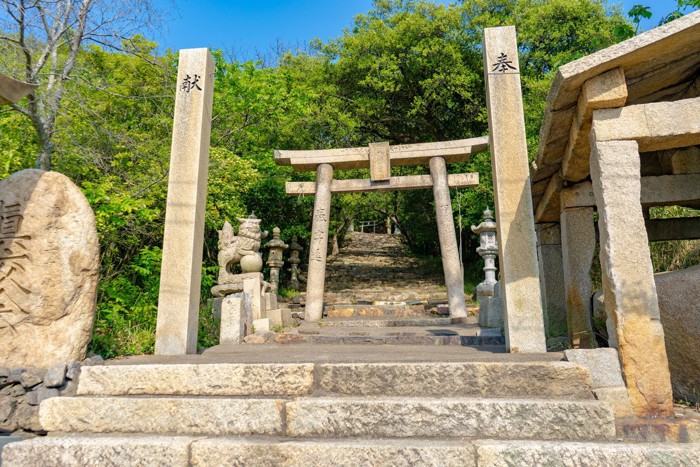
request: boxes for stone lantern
[264,227,288,295]
[471,208,503,328]
[288,236,304,291]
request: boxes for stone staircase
[3,359,698,465]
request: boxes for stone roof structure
[532,10,700,217]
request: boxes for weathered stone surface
[253,318,271,333]
[14,402,41,432]
[0,397,15,421]
[591,139,674,417]
[286,398,614,440]
[592,97,700,152]
[593,387,633,418]
[564,349,625,389]
[317,362,593,399]
[655,265,700,403]
[191,438,476,467]
[155,49,215,356]
[78,363,314,396]
[40,397,283,435]
[305,163,333,322]
[475,440,700,467]
[484,26,546,352]
[243,331,276,344]
[0,169,99,368]
[430,156,467,318]
[536,224,567,337]
[65,361,80,381]
[25,387,58,406]
[43,364,66,388]
[560,207,597,348]
[219,295,251,345]
[2,436,192,467]
[18,369,43,389]
[640,173,700,207]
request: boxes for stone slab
[317,362,593,399]
[564,349,625,389]
[219,296,251,345]
[475,440,700,467]
[640,173,700,207]
[2,436,192,467]
[286,398,615,440]
[191,438,476,467]
[40,397,283,435]
[155,48,215,355]
[77,363,314,396]
[368,141,391,181]
[253,318,271,333]
[286,173,479,195]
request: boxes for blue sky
[152,1,682,56]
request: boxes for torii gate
[274,137,487,321]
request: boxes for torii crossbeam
[275,136,488,322]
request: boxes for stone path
[323,231,449,305]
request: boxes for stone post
[590,139,673,417]
[429,156,467,318]
[155,49,214,355]
[483,26,546,352]
[264,227,288,295]
[536,224,567,337]
[305,163,334,321]
[288,236,303,291]
[471,208,502,328]
[560,207,597,348]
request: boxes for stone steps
[285,333,505,346]
[76,362,593,398]
[38,396,615,440]
[6,436,700,466]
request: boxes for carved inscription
[310,206,327,262]
[0,200,31,325]
[492,52,517,73]
[181,74,202,93]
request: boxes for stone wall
[0,356,103,435]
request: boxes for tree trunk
[35,138,53,171]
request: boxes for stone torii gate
[275,137,487,322]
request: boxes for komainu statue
[217,214,268,284]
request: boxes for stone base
[253,318,271,333]
[211,273,263,298]
[219,295,253,345]
[478,281,503,328]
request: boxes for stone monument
[264,227,288,295]
[472,208,503,328]
[0,169,99,368]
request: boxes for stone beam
[274,137,489,172]
[561,182,596,210]
[561,68,627,182]
[591,139,673,417]
[155,49,215,356]
[646,217,700,242]
[640,173,700,207]
[286,173,479,195]
[592,96,700,152]
[484,25,546,353]
[534,174,563,223]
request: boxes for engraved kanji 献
[492,53,517,73]
[181,74,202,93]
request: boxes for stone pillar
[155,49,214,355]
[483,26,546,352]
[305,163,333,321]
[561,207,597,348]
[536,223,567,337]
[429,156,467,318]
[590,139,673,417]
